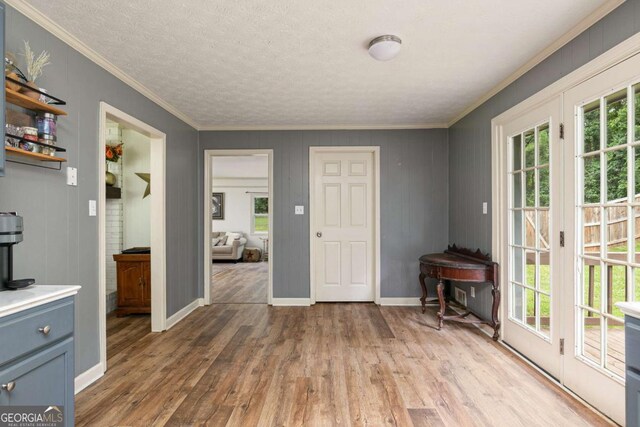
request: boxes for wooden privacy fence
[524,197,638,318]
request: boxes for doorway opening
[98,102,167,374]
[203,150,273,305]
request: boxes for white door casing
[98,102,167,375]
[310,148,379,302]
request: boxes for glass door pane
[576,87,635,382]
[509,123,552,339]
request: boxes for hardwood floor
[78,304,613,426]
[211,261,268,304]
[105,312,151,363]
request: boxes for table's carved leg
[436,279,445,330]
[419,273,428,313]
[491,267,501,341]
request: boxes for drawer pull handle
[38,325,51,335]
[2,382,15,392]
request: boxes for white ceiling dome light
[368,35,402,61]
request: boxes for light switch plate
[470,287,476,298]
[66,167,77,186]
[295,205,304,215]
[482,202,488,215]
[89,200,97,217]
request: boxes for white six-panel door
[311,150,375,302]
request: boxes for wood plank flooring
[211,262,268,304]
[79,304,613,426]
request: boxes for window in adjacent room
[251,193,268,234]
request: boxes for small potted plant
[20,40,50,99]
[105,144,123,186]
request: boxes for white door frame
[309,146,381,305]
[98,102,167,373]
[203,149,274,305]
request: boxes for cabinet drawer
[0,298,74,366]
[0,338,74,427]
[627,316,640,373]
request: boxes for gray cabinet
[0,297,75,427]
[626,315,640,427]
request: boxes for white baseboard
[271,298,311,306]
[75,363,104,394]
[165,298,204,330]
[379,297,437,306]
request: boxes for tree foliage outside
[253,196,268,233]
[583,92,640,203]
[254,196,268,214]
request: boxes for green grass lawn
[254,216,268,232]
[524,262,631,319]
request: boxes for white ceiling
[21,0,608,129]
[211,155,268,178]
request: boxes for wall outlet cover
[295,205,304,215]
[470,286,476,298]
[67,167,77,186]
[89,200,97,217]
[482,202,488,215]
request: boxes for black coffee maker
[0,213,35,291]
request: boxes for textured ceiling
[23,0,606,128]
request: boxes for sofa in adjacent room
[211,231,247,261]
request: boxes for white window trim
[251,193,269,235]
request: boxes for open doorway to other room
[205,152,273,304]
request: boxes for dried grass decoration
[21,40,50,99]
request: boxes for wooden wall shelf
[6,88,68,116]
[6,146,67,163]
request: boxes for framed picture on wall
[212,192,225,220]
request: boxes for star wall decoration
[135,173,151,198]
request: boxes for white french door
[561,52,640,424]
[502,97,563,380]
[311,148,376,302]
[498,52,640,425]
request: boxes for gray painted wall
[448,0,640,319]
[198,130,449,299]
[0,7,199,374]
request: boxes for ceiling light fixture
[368,35,402,61]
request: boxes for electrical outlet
[295,205,304,215]
[67,167,77,186]
[89,200,96,217]
[482,202,488,215]
[470,286,476,298]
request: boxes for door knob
[316,232,322,238]
[2,382,15,392]
[38,325,51,335]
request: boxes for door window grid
[508,121,552,339]
[576,84,640,380]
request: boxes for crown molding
[197,123,449,131]
[5,0,200,130]
[447,0,626,127]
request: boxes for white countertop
[0,285,81,318]
[617,302,640,320]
